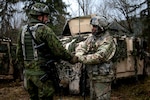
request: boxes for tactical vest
[21,23,45,61]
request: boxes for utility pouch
[40,73,49,82]
[40,60,60,92]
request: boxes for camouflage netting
[0,44,9,74]
[112,38,127,62]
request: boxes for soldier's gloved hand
[69,56,78,64]
[60,79,69,88]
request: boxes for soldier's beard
[92,27,101,36]
[45,19,50,24]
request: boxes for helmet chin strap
[42,15,45,23]
[41,15,49,24]
[92,26,104,36]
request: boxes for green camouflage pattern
[16,17,72,99]
[33,24,72,61]
[29,3,50,16]
[75,31,116,100]
[23,61,54,100]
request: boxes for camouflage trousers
[24,69,55,100]
[89,75,112,100]
[87,62,114,100]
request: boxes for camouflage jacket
[75,31,116,65]
[16,18,72,73]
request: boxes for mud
[0,76,150,100]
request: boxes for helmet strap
[92,26,105,36]
[42,15,44,23]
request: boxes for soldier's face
[38,15,49,23]
[92,25,102,36]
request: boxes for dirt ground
[0,76,150,100]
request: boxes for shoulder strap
[27,25,38,44]
[27,24,45,49]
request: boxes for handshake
[69,55,79,64]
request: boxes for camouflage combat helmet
[90,16,109,30]
[29,3,50,16]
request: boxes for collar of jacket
[94,31,110,36]
[92,31,110,40]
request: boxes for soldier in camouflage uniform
[75,15,116,100]
[16,3,78,100]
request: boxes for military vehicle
[0,38,17,79]
[58,15,150,94]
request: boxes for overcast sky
[62,0,102,17]
[62,0,79,17]
[62,0,147,19]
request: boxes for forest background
[0,0,149,48]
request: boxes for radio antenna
[78,2,81,37]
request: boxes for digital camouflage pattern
[16,16,73,99]
[75,31,116,100]
[75,32,116,64]
[90,16,109,31]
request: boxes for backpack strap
[21,23,45,61]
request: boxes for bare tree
[10,2,27,29]
[0,0,26,37]
[95,0,113,21]
[103,0,147,34]
[76,0,94,16]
